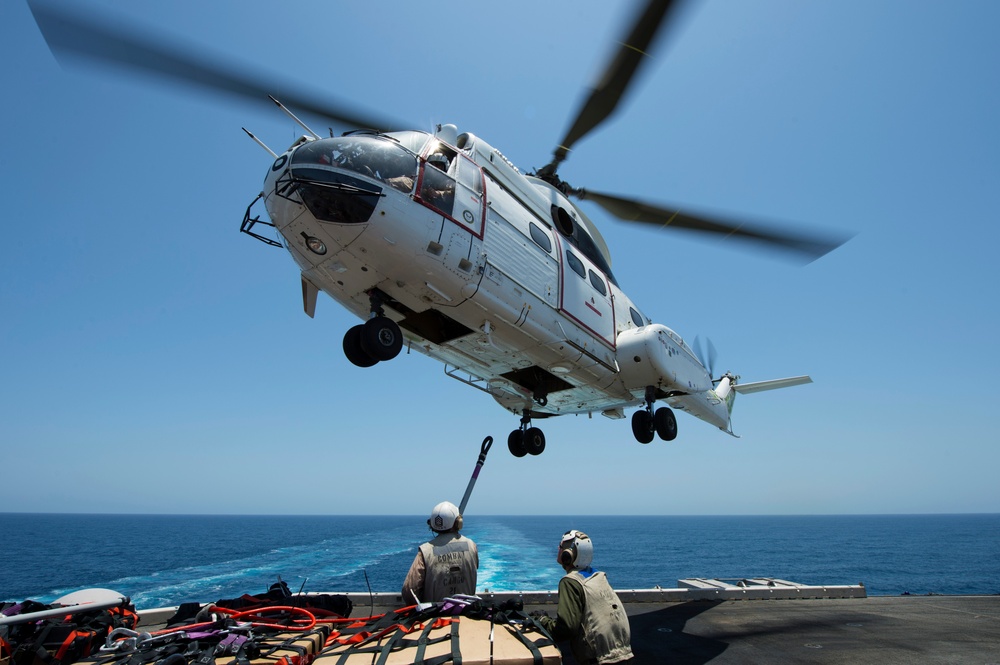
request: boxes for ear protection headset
[559,544,575,566]
[558,530,593,569]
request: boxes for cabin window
[566,250,585,278]
[529,222,552,253]
[588,270,607,296]
[630,307,644,327]
[558,217,619,287]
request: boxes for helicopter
[29,0,848,457]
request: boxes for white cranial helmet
[428,501,460,532]
[427,153,449,171]
[558,530,594,570]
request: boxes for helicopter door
[559,245,616,348]
[417,147,485,237]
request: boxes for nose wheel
[632,386,678,443]
[508,409,546,457]
[343,292,404,367]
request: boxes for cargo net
[2,589,558,665]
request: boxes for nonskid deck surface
[623,595,1000,664]
[131,580,1000,664]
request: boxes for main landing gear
[343,293,404,367]
[632,385,678,444]
[508,408,546,458]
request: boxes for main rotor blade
[574,189,850,262]
[28,1,402,132]
[545,0,676,173]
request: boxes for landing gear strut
[343,291,403,367]
[631,385,677,444]
[508,408,546,457]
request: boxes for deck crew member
[537,530,633,664]
[401,501,478,604]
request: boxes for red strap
[55,630,91,660]
[336,631,371,645]
[431,617,456,629]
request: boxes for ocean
[2,514,998,610]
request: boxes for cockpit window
[292,136,418,193]
[421,157,457,216]
[385,131,431,156]
[418,141,484,229]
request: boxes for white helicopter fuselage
[30,0,824,454]
[253,126,734,434]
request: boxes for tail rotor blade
[693,336,717,378]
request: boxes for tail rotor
[693,335,718,380]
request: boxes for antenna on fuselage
[269,95,321,140]
[242,127,278,158]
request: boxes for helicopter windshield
[291,135,420,193]
[384,131,431,156]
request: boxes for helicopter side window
[566,250,586,279]
[629,307,645,327]
[529,222,552,253]
[420,151,457,216]
[457,158,483,195]
[588,270,607,296]
[556,214,619,287]
[417,142,485,231]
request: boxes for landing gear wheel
[507,430,527,458]
[360,316,403,361]
[343,325,378,367]
[654,407,678,441]
[631,410,654,444]
[524,427,546,456]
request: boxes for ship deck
[622,594,1000,664]
[133,579,1000,664]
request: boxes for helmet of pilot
[558,529,594,570]
[427,153,449,171]
[428,501,463,533]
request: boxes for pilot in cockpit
[427,152,450,172]
[421,152,457,213]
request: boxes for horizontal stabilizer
[734,375,812,394]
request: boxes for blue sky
[1,0,998,516]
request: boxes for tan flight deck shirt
[401,532,479,604]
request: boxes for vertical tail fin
[713,373,738,415]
